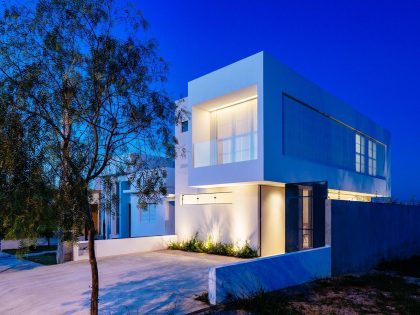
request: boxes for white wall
[1,238,58,250]
[129,194,167,237]
[175,185,260,249]
[260,186,285,256]
[73,235,177,261]
[208,246,331,305]
[176,98,260,250]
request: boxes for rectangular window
[355,133,365,173]
[140,204,157,223]
[368,140,377,176]
[181,120,188,133]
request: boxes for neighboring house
[91,161,175,240]
[175,52,391,257]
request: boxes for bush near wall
[168,233,258,258]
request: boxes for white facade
[175,52,391,256]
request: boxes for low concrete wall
[208,246,331,305]
[331,200,420,275]
[0,238,58,250]
[73,235,177,261]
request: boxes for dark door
[285,181,328,252]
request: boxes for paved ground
[0,250,241,315]
[0,252,41,273]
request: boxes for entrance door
[285,181,327,252]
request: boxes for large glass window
[368,140,377,176]
[213,98,257,165]
[355,133,365,173]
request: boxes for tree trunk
[85,189,99,315]
[88,225,99,315]
[56,230,65,264]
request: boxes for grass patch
[227,290,299,315]
[3,245,57,256]
[168,233,258,258]
[311,273,420,314]
[377,255,420,278]
[25,253,57,265]
[203,273,420,315]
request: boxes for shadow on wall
[201,204,258,249]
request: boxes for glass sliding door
[213,98,257,165]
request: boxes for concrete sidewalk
[0,250,241,314]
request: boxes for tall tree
[0,94,56,242]
[0,1,178,313]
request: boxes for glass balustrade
[193,132,257,167]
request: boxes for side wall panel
[331,200,420,275]
[263,52,391,196]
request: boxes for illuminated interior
[328,189,381,202]
[192,85,258,168]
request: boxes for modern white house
[175,51,391,257]
[91,163,175,240]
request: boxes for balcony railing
[193,133,257,168]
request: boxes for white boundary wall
[73,235,177,261]
[1,238,58,250]
[208,246,331,304]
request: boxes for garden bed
[26,253,57,265]
[168,234,258,258]
[2,245,57,266]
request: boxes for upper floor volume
[179,52,391,197]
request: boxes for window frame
[368,140,377,176]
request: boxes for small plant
[168,233,258,258]
[235,242,259,258]
[195,292,209,304]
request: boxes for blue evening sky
[137,0,420,201]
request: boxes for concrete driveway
[0,252,41,273]
[0,250,240,314]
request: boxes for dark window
[181,120,188,132]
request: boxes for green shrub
[168,233,258,258]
